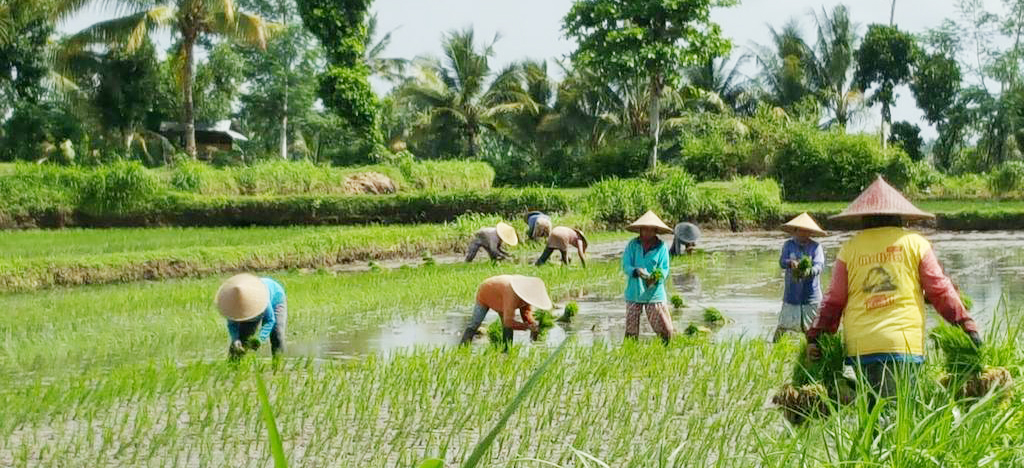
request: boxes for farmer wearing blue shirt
[525,211,552,241]
[773,213,826,342]
[215,274,287,359]
[621,211,675,343]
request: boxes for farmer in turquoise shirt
[215,273,287,359]
[621,211,674,343]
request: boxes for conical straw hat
[496,222,518,246]
[830,176,934,221]
[674,222,702,243]
[509,275,553,310]
[627,210,673,234]
[215,274,269,322]
[782,212,827,236]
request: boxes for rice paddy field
[3,226,1024,467]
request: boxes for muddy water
[313,231,1024,358]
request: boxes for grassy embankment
[2,257,1022,466]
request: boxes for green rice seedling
[959,290,974,310]
[368,261,382,272]
[418,459,443,468]
[255,373,288,468]
[533,310,556,339]
[773,333,850,424]
[683,323,710,336]
[702,307,725,324]
[649,270,664,283]
[486,320,505,346]
[793,255,812,279]
[422,251,436,266]
[670,294,685,309]
[931,324,1013,400]
[558,301,578,323]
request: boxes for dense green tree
[399,28,533,158]
[888,120,923,161]
[296,0,380,148]
[855,24,918,145]
[68,0,274,157]
[563,0,736,168]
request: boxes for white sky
[62,0,978,139]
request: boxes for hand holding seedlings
[806,343,821,361]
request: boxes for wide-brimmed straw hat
[830,176,934,221]
[674,222,701,243]
[215,274,269,322]
[627,210,673,234]
[496,222,519,246]
[782,213,827,237]
[509,275,553,310]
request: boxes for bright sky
[62,0,974,139]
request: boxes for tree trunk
[467,125,478,158]
[182,34,197,159]
[881,100,890,149]
[279,1,290,160]
[648,74,662,169]
[889,0,896,25]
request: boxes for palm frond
[211,11,272,49]
[64,6,174,52]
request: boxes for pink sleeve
[920,249,978,333]
[806,259,848,342]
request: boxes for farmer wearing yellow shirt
[459,275,554,348]
[806,177,980,401]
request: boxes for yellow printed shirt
[836,227,932,357]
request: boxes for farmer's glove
[967,330,983,348]
[245,337,261,351]
[806,343,822,361]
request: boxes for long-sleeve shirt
[780,238,824,305]
[807,228,977,359]
[526,212,551,239]
[471,228,509,257]
[476,275,535,330]
[621,237,670,303]
[227,277,286,342]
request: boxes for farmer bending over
[465,222,518,262]
[536,226,588,267]
[525,211,552,241]
[773,213,826,342]
[622,211,674,343]
[669,222,701,255]
[216,273,287,359]
[806,177,980,404]
[459,275,553,349]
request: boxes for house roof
[159,120,249,142]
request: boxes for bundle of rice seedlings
[703,307,725,324]
[557,301,578,323]
[931,324,1013,400]
[422,251,436,266]
[773,333,851,425]
[793,255,813,279]
[683,323,711,336]
[486,320,504,345]
[649,270,664,283]
[670,294,686,309]
[534,309,555,334]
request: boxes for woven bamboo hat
[215,274,269,322]
[830,176,934,221]
[509,275,553,310]
[496,222,519,246]
[627,211,673,234]
[782,213,827,237]
[674,222,702,243]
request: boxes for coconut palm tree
[683,53,756,115]
[751,19,813,111]
[399,28,534,158]
[364,13,407,84]
[66,0,274,158]
[806,4,864,128]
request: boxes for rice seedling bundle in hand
[773,333,851,425]
[793,255,812,279]
[533,309,556,340]
[558,301,578,323]
[931,324,1013,400]
[649,269,664,284]
[486,320,504,345]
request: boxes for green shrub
[398,159,494,191]
[772,128,911,201]
[576,138,649,184]
[79,161,162,214]
[654,169,705,221]
[585,178,658,225]
[989,161,1024,196]
[169,160,238,194]
[679,129,754,181]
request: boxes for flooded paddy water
[314,231,1024,358]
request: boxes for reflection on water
[312,231,1024,358]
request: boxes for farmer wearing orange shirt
[806,177,981,400]
[458,275,554,348]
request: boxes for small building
[160,120,249,153]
